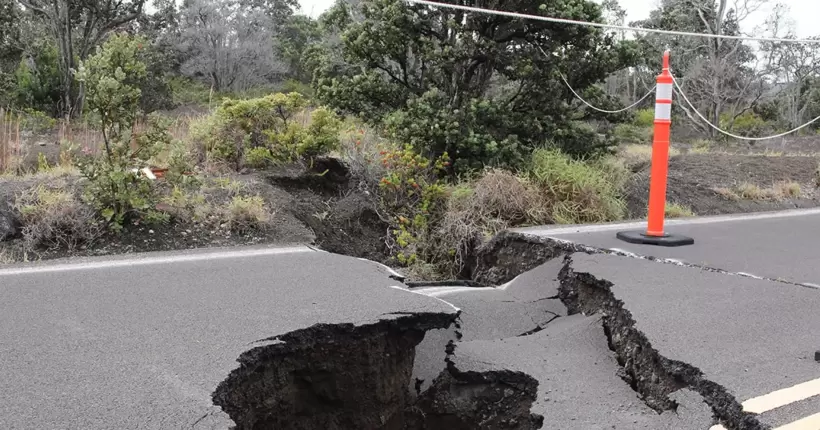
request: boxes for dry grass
[14,185,102,251]
[714,187,741,201]
[715,181,802,201]
[335,120,389,189]
[773,181,802,198]
[665,202,695,218]
[0,248,14,264]
[736,182,769,199]
[620,144,680,166]
[225,195,270,233]
[0,108,25,174]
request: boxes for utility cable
[403,0,820,44]
[671,74,820,141]
[533,44,655,114]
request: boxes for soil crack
[558,254,765,430]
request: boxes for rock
[0,199,21,242]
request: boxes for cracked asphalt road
[516,208,820,286]
[510,208,820,429]
[0,245,457,429]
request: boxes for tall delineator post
[616,51,694,247]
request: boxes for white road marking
[388,285,461,312]
[0,245,314,277]
[709,377,820,430]
[513,207,820,236]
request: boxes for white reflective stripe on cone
[654,103,672,120]
[656,83,673,100]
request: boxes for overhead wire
[403,0,820,44]
[533,44,655,113]
[671,75,820,141]
[405,0,820,139]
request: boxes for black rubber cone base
[616,230,694,247]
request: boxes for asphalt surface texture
[0,245,457,429]
[516,208,820,286]
[450,314,714,429]
[500,208,820,429]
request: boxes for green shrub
[613,123,652,144]
[245,147,278,168]
[633,108,655,127]
[526,149,626,224]
[192,93,340,170]
[14,43,62,115]
[721,112,768,136]
[14,185,102,250]
[377,145,450,265]
[75,34,162,230]
[169,76,212,107]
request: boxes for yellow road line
[774,412,820,430]
[708,377,820,430]
[743,378,820,414]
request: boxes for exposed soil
[625,153,820,218]
[0,158,390,265]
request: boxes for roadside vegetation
[1,0,820,279]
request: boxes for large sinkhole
[210,233,760,430]
[211,317,542,430]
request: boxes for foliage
[276,15,322,83]
[226,195,270,233]
[525,149,626,224]
[77,33,147,151]
[312,0,638,172]
[721,111,768,136]
[14,42,62,114]
[75,116,169,229]
[613,123,652,144]
[74,34,165,230]
[138,41,177,114]
[18,108,57,133]
[177,0,289,92]
[14,185,102,250]
[193,93,341,169]
[377,144,449,265]
[632,108,655,127]
[19,0,148,116]
[665,202,694,218]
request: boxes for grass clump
[665,202,695,218]
[619,144,680,168]
[225,195,270,233]
[526,149,626,224]
[14,185,101,250]
[773,181,801,198]
[735,182,767,200]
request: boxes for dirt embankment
[625,153,820,218]
[0,158,390,264]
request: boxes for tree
[0,0,22,103]
[16,0,147,116]
[275,14,321,83]
[177,0,288,92]
[310,0,638,172]
[759,5,820,129]
[76,34,168,229]
[634,0,768,136]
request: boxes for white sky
[296,0,820,38]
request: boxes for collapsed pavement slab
[0,246,458,429]
[445,314,714,429]
[562,251,820,429]
[411,259,566,395]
